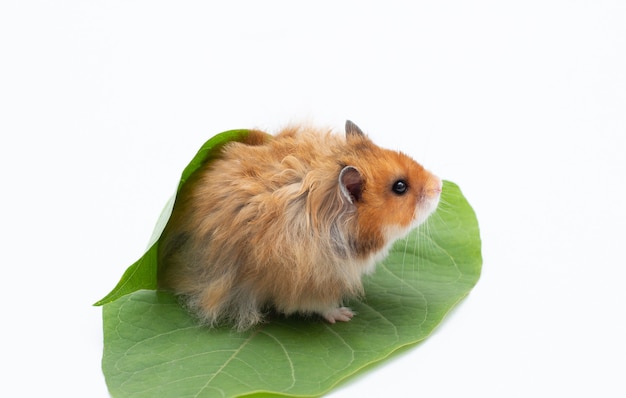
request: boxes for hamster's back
[157,125,365,329]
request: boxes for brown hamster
[157,121,442,331]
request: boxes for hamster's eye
[392,180,408,195]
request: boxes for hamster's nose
[429,177,443,197]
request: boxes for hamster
[157,120,442,331]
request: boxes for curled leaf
[95,129,269,306]
[100,158,481,397]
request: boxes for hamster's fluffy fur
[158,121,441,330]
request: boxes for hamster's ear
[339,166,363,203]
[345,120,365,137]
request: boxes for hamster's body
[158,121,441,330]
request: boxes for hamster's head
[339,121,442,256]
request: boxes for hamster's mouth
[413,182,442,227]
[384,186,441,243]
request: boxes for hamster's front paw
[323,307,355,324]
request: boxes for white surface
[2,1,625,397]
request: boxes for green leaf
[94,129,265,306]
[101,179,482,398]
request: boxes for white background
[1,1,625,397]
